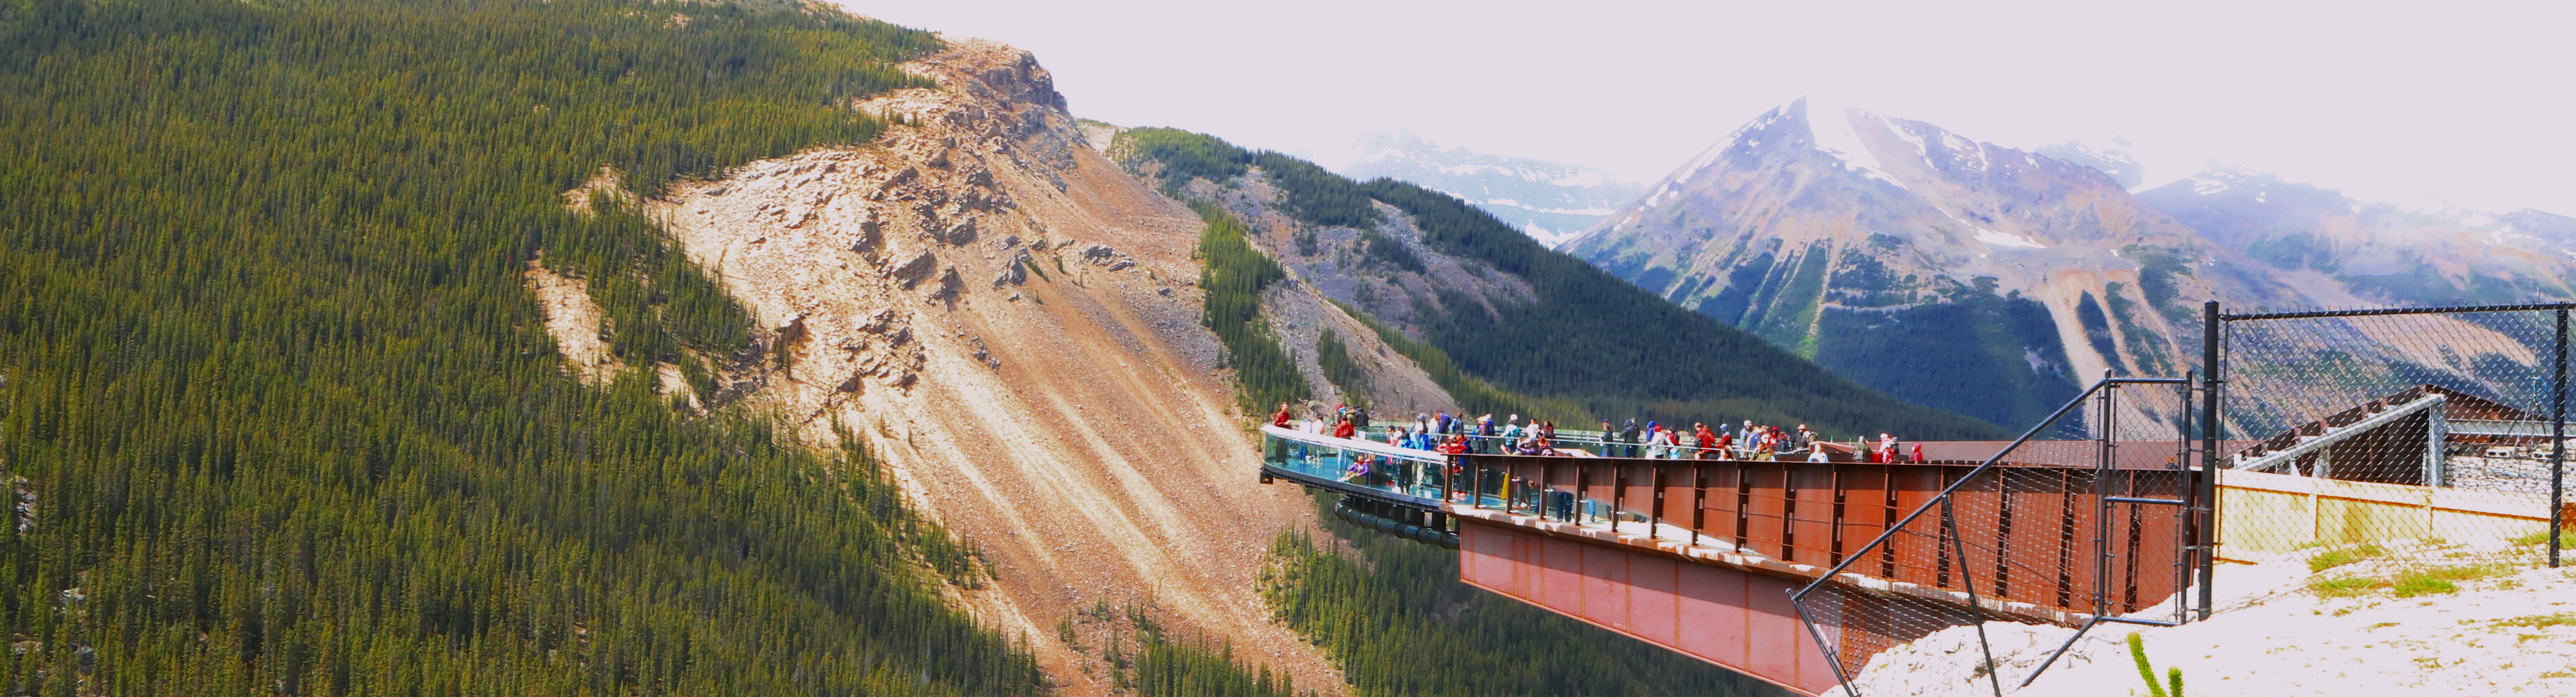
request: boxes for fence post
[2554,309,2567,569]
[2197,300,2222,619]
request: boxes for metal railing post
[2555,309,2568,569]
[2197,300,2222,619]
[2174,371,2194,624]
[2092,376,2116,624]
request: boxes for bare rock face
[646,35,1340,696]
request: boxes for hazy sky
[839,0,2574,214]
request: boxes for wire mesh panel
[1791,378,2199,696]
[2217,306,2570,569]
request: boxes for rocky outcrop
[524,258,621,384]
[647,35,1339,695]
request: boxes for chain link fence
[1791,377,2202,695]
[2215,304,2569,572]
[1792,301,2574,697]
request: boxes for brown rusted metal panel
[1833,465,1893,568]
[1697,462,1740,544]
[1581,462,1616,519]
[1622,462,1659,523]
[1946,468,2006,596]
[1788,465,1838,566]
[1452,453,2189,621]
[1456,519,1847,697]
[2112,469,2189,614]
[2000,468,2073,608]
[1740,463,1789,559]
[1887,466,1949,586]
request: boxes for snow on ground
[1848,540,2576,696]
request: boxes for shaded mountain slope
[1113,127,2004,441]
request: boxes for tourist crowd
[1272,403,1928,464]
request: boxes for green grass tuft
[2493,613,2576,629]
[2310,576,2388,597]
[2392,576,2458,597]
[2308,543,2388,572]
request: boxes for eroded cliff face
[642,36,1341,695]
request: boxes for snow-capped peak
[1800,99,1904,189]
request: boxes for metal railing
[1782,375,2204,696]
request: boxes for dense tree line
[1337,304,1588,424]
[0,0,1047,694]
[1117,128,1252,196]
[1246,154,1377,231]
[1112,128,1377,231]
[1263,493,1785,697]
[1124,624,1309,697]
[1354,230,1425,274]
[1313,329,1370,406]
[1194,202,1309,413]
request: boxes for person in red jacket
[1271,402,1293,428]
[1693,423,1717,459]
[1333,416,1356,440]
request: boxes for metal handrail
[1787,376,2187,602]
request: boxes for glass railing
[1261,425,1635,525]
[1260,426,1453,502]
[1338,421,1854,460]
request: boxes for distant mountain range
[1112,127,2005,440]
[1560,99,2576,429]
[1337,131,1642,248]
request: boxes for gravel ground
[1851,541,2576,696]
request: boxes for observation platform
[1257,424,2197,696]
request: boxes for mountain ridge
[1338,131,1643,248]
[1116,125,2007,441]
[1564,98,2576,430]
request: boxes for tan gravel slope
[646,36,1341,695]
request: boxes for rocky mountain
[1561,99,2576,430]
[635,38,1351,694]
[2032,138,2146,189]
[1112,127,2005,441]
[2136,167,2576,307]
[1338,131,1642,248]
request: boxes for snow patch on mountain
[1339,131,1642,248]
[1800,99,1906,189]
[2034,138,2144,188]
